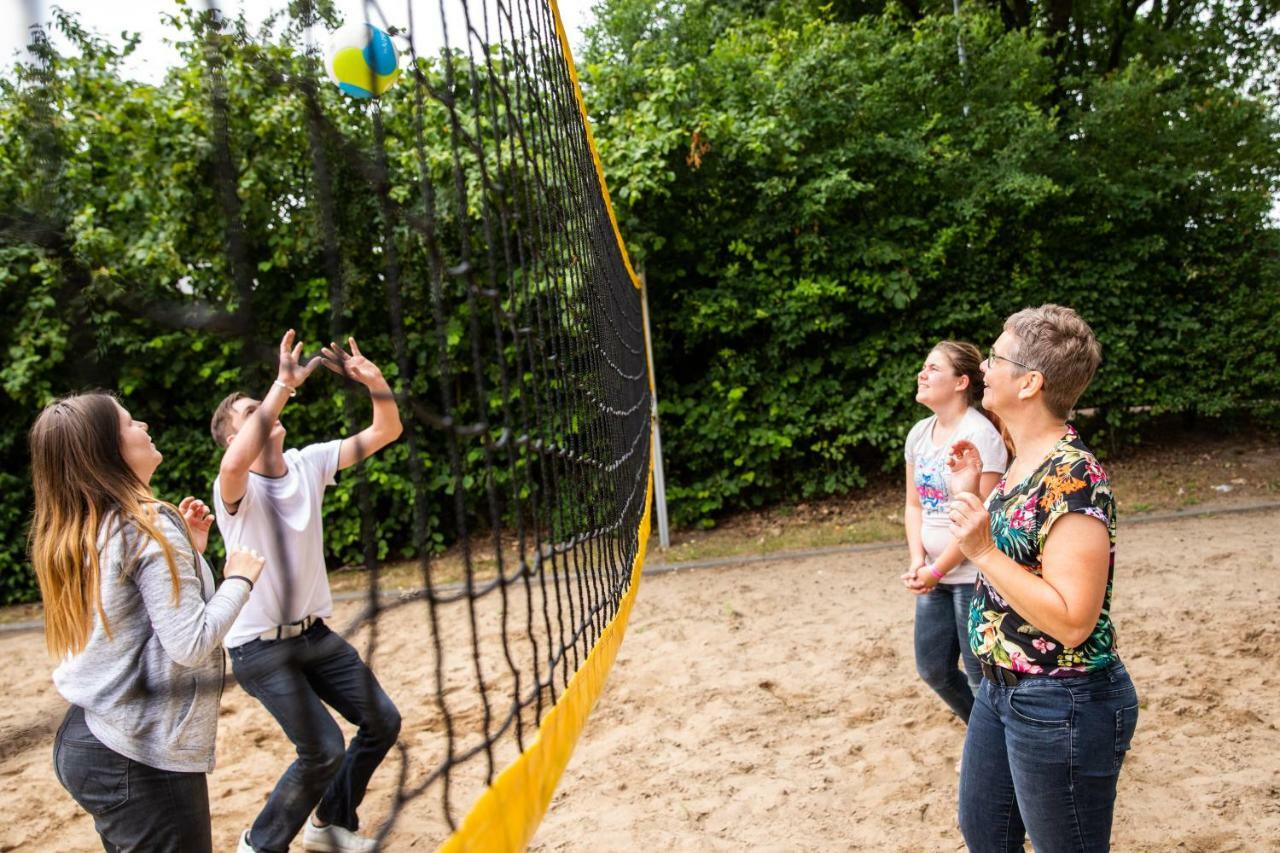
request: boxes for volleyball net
[3,0,651,848]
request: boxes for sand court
[1,509,1277,850]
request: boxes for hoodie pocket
[171,675,203,742]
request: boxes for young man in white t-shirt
[211,330,402,853]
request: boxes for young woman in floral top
[945,305,1138,853]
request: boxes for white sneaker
[236,830,255,853]
[303,822,378,853]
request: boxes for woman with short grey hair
[946,305,1139,852]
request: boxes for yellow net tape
[438,465,652,852]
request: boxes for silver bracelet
[272,379,297,398]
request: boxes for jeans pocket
[56,741,131,816]
[1114,703,1139,772]
[1008,679,1073,727]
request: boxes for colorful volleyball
[326,23,401,99]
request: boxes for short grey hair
[1003,304,1102,419]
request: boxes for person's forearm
[341,379,403,469]
[931,540,968,574]
[904,504,924,563]
[970,546,1083,645]
[368,378,402,443]
[221,381,292,473]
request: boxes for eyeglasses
[987,348,1037,373]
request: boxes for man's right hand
[277,329,324,390]
[225,547,266,586]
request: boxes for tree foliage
[1,1,1278,601]
[581,0,1280,522]
[1,6,573,602]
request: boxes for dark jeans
[53,705,212,853]
[914,581,983,722]
[229,619,401,853]
[959,661,1139,853]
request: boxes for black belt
[981,661,1022,687]
[981,660,1090,686]
[258,615,321,642]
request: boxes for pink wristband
[928,563,944,580]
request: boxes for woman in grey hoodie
[29,392,266,852]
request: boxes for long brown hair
[28,392,181,657]
[933,340,1014,457]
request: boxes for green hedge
[2,2,1278,601]
[581,0,1280,522]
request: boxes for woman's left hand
[946,439,983,496]
[179,496,214,554]
[948,492,995,561]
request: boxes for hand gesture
[277,329,325,390]
[946,439,983,497]
[948,493,995,561]
[225,547,266,586]
[322,337,387,389]
[178,496,213,555]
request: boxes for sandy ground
[2,508,1279,851]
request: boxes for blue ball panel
[339,81,374,98]
[364,26,398,76]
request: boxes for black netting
[5,0,650,845]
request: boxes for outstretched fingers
[320,343,350,376]
[301,354,326,378]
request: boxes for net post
[639,269,670,551]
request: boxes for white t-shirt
[213,440,341,648]
[904,408,1008,585]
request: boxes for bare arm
[323,338,404,471]
[950,497,1111,647]
[219,330,323,507]
[904,462,924,566]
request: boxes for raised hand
[948,492,995,561]
[322,337,388,390]
[946,438,983,497]
[178,496,214,555]
[277,329,325,390]
[224,547,266,586]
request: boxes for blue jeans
[53,705,212,853]
[229,620,401,853]
[959,661,1139,852]
[914,582,983,722]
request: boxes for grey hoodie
[52,507,250,773]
